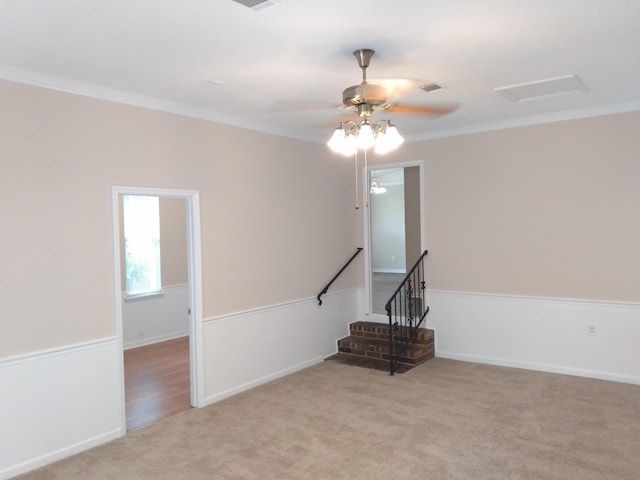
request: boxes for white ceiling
[2,0,640,144]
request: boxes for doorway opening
[365,161,424,318]
[112,186,203,433]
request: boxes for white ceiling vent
[495,74,588,102]
[232,0,281,10]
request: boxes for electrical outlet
[587,325,596,336]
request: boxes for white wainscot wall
[202,288,361,404]
[123,284,189,349]
[0,338,123,480]
[427,290,640,384]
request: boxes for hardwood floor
[124,336,191,431]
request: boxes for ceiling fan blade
[369,78,434,99]
[269,100,344,113]
[381,103,458,116]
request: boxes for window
[123,195,162,297]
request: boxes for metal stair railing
[385,250,429,375]
[317,247,363,306]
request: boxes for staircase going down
[326,321,434,374]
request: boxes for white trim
[203,356,325,405]
[0,338,122,480]
[0,336,116,367]
[111,186,205,430]
[201,288,359,405]
[3,63,639,145]
[372,268,406,274]
[123,331,189,350]
[0,64,302,141]
[429,289,640,309]
[427,290,640,385]
[1,429,121,480]
[404,100,640,142]
[363,160,425,317]
[123,289,164,301]
[435,351,640,385]
[203,288,359,326]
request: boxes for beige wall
[3,76,638,358]
[0,79,360,357]
[375,111,640,302]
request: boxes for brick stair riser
[337,345,434,365]
[337,338,433,362]
[349,326,433,345]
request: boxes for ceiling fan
[271,48,455,119]
[339,48,456,120]
[322,48,456,155]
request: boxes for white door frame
[363,160,426,322]
[111,186,204,433]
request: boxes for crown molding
[405,100,640,143]
[0,63,303,141]
[2,63,640,145]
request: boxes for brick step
[349,321,434,346]
[337,335,434,365]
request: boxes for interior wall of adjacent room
[370,183,406,272]
[404,165,421,270]
[119,196,189,347]
[0,78,360,358]
[118,196,188,288]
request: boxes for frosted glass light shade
[327,127,346,153]
[356,123,375,150]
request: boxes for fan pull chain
[354,151,359,209]
[364,148,369,208]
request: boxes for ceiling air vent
[232,0,281,10]
[495,74,588,102]
[420,82,443,93]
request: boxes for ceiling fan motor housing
[342,83,387,108]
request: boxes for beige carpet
[16,359,640,479]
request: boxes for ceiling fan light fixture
[375,121,404,154]
[327,125,346,153]
[326,119,404,156]
[356,121,375,150]
[343,133,358,156]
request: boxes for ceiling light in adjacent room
[370,178,387,195]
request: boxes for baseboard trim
[123,330,189,350]
[427,290,640,386]
[0,338,123,480]
[202,356,325,405]
[436,351,640,386]
[0,428,122,480]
